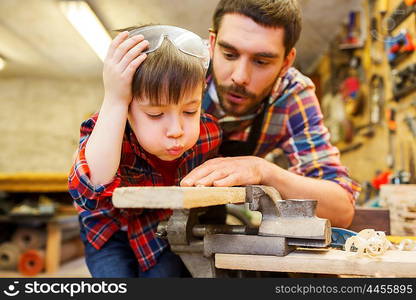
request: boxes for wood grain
[112,186,247,209]
[215,249,416,277]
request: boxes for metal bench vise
[156,185,331,277]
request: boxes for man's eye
[223,52,237,60]
[254,59,269,66]
[146,113,163,118]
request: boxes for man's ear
[279,48,296,77]
[208,30,216,59]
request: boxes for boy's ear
[279,48,296,77]
[208,30,216,59]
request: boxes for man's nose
[231,59,250,86]
[166,115,184,138]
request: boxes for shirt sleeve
[68,116,121,210]
[280,87,361,203]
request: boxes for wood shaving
[344,229,392,258]
[396,239,416,251]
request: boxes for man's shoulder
[282,67,315,94]
[269,67,316,107]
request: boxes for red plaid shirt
[68,112,222,271]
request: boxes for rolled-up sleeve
[68,117,121,210]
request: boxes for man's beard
[212,71,277,117]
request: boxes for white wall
[0,77,103,173]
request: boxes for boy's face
[209,13,295,117]
[128,85,203,161]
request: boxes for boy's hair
[124,26,206,105]
[212,0,302,56]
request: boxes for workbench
[215,249,416,277]
[113,186,416,278]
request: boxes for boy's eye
[146,113,163,118]
[184,111,198,115]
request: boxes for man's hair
[212,0,302,56]
[120,26,205,105]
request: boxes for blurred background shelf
[0,173,68,192]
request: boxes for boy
[68,25,221,278]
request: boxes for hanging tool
[409,144,416,184]
[386,108,397,169]
[385,29,415,66]
[387,1,416,33]
[404,115,416,138]
[392,63,416,100]
[369,75,385,124]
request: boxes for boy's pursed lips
[166,145,184,156]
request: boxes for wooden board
[112,186,246,209]
[215,249,416,277]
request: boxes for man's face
[210,13,295,117]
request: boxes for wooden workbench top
[215,249,416,277]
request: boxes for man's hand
[103,31,149,106]
[180,156,355,227]
[180,156,264,187]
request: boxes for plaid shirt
[68,112,221,272]
[203,67,361,202]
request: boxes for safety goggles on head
[128,25,210,69]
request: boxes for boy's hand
[103,31,149,106]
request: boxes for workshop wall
[313,0,416,204]
[0,77,102,173]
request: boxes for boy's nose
[166,116,184,138]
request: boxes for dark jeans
[80,227,190,278]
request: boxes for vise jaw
[158,185,331,277]
[246,185,331,248]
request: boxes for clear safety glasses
[128,25,210,69]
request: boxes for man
[181,0,361,228]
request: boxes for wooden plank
[215,249,416,277]
[112,186,247,209]
[45,222,62,274]
[380,184,416,236]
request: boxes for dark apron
[219,100,268,157]
[200,100,269,225]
